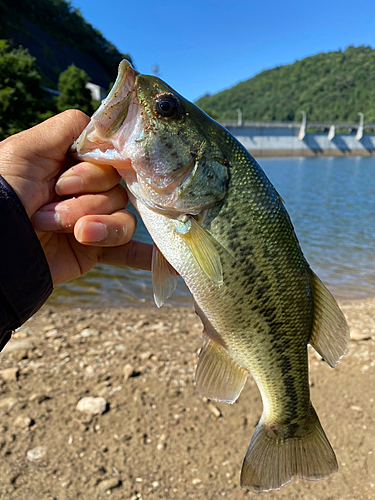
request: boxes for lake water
[49,156,375,308]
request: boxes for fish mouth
[70,60,139,164]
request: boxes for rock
[2,339,34,353]
[0,397,17,411]
[76,397,107,415]
[80,328,100,338]
[208,403,222,418]
[350,328,372,341]
[350,405,363,412]
[14,416,33,429]
[0,367,19,381]
[29,394,51,404]
[13,330,28,338]
[98,477,121,495]
[44,328,60,338]
[97,478,121,494]
[123,364,135,380]
[139,351,152,361]
[26,446,47,462]
[13,349,28,361]
[132,320,147,330]
[85,366,95,377]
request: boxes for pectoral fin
[151,244,177,308]
[196,335,248,404]
[309,272,350,368]
[175,216,223,285]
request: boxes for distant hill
[195,46,375,124]
[0,0,132,90]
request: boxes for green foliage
[55,64,93,115]
[0,0,133,80]
[0,40,46,139]
[195,46,375,123]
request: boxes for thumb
[0,110,90,217]
[22,110,91,163]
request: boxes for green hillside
[195,46,375,124]
[0,0,132,89]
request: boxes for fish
[71,60,350,492]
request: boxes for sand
[0,297,373,499]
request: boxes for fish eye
[155,94,182,118]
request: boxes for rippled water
[50,156,375,307]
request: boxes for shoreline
[43,294,375,343]
[252,149,375,158]
[46,291,375,311]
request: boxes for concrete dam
[222,115,375,157]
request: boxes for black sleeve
[0,175,53,350]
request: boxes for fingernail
[76,221,108,243]
[56,174,83,195]
[33,210,61,231]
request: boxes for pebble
[123,364,135,380]
[97,477,121,494]
[13,349,28,361]
[208,403,222,418]
[44,328,60,338]
[0,367,19,381]
[139,351,152,361]
[0,397,17,411]
[76,396,108,415]
[80,328,100,338]
[14,415,33,429]
[2,339,34,353]
[26,446,47,462]
[350,328,372,341]
[29,394,51,404]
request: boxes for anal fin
[195,335,248,404]
[310,272,350,368]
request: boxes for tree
[55,64,93,115]
[0,40,45,139]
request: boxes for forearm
[0,176,53,350]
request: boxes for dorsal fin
[309,272,350,368]
[151,244,177,308]
[175,216,223,286]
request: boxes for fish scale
[72,59,350,493]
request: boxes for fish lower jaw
[79,148,131,167]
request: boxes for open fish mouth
[70,60,139,164]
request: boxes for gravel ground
[0,298,374,499]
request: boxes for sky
[71,0,375,102]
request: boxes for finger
[33,185,128,232]
[99,240,153,271]
[74,209,137,246]
[2,110,90,165]
[32,110,90,161]
[56,162,121,196]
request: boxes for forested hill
[195,46,375,124]
[0,0,132,89]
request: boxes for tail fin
[240,406,337,492]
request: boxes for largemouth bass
[72,60,350,492]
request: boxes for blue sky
[71,0,375,101]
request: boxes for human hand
[0,110,152,285]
